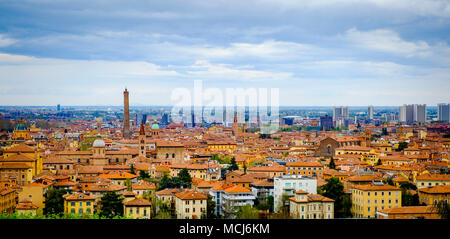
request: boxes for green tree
[228,157,239,171]
[399,182,417,190]
[125,178,132,191]
[376,158,382,166]
[401,189,420,206]
[384,178,394,186]
[396,142,409,152]
[205,196,217,219]
[432,200,450,219]
[328,157,336,169]
[178,168,192,188]
[129,164,136,175]
[139,170,150,179]
[320,177,352,218]
[267,195,274,213]
[43,187,69,216]
[99,192,124,218]
[236,204,259,219]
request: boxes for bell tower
[139,123,146,157]
[123,88,131,138]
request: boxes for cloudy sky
[0,0,449,106]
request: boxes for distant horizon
[0,105,440,108]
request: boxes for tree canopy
[43,187,70,216]
[99,192,124,218]
[320,177,352,218]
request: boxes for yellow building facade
[352,183,401,218]
[63,193,95,216]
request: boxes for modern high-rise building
[438,103,450,123]
[332,106,349,127]
[320,115,333,131]
[414,104,426,123]
[123,88,131,138]
[57,104,61,112]
[368,105,374,120]
[399,104,426,124]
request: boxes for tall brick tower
[123,88,131,138]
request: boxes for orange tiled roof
[224,185,252,194]
[377,206,436,214]
[418,185,450,194]
[0,153,35,162]
[0,163,32,169]
[3,144,36,153]
[156,188,182,196]
[286,161,322,167]
[132,181,156,190]
[175,189,208,200]
[124,197,152,206]
[416,174,450,181]
[353,183,400,191]
[63,192,95,201]
[99,172,137,180]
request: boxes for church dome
[93,138,105,147]
[15,119,27,131]
[151,120,160,130]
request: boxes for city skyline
[1,1,450,106]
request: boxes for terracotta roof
[53,181,77,187]
[286,161,322,167]
[247,165,286,172]
[416,174,450,181]
[377,206,436,214]
[3,144,36,153]
[175,189,208,200]
[418,185,450,194]
[16,199,39,210]
[0,153,36,162]
[43,157,73,164]
[63,192,95,201]
[224,185,252,194]
[156,188,182,196]
[86,183,126,192]
[0,186,16,196]
[344,175,382,182]
[307,194,334,202]
[124,197,152,206]
[251,180,274,187]
[295,190,309,194]
[353,183,400,191]
[99,172,137,180]
[156,141,184,147]
[0,163,32,169]
[132,181,156,190]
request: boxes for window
[71,209,75,214]
[79,209,83,214]
[86,209,91,214]
[130,209,132,214]
[71,202,75,206]
[172,153,175,158]
[86,202,91,206]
